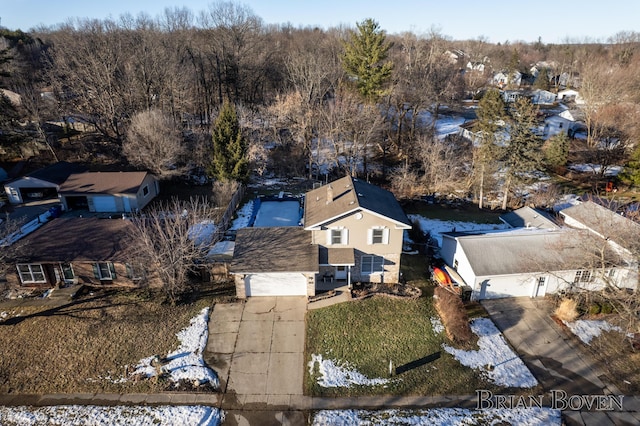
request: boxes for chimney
[326,184,333,204]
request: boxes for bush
[588,303,601,315]
[600,303,614,315]
[555,298,579,322]
[433,286,473,344]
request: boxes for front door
[335,266,347,280]
[534,276,547,297]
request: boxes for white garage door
[245,272,308,296]
[476,275,535,299]
[92,196,118,212]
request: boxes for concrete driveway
[481,297,618,396]
[205,296,307,411]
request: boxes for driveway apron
[481,297,619,396]
[206,296,307,410]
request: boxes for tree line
[1,2,640,207]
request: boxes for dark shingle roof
[304,176,411,229]
[18,217,134,262]
[26,161,87,185]
[59,171,149,194]
[230,227,318,273]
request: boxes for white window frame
[327,227,348,245]
[361,255,384,274]
[367,227,389,245]
[60,263,75,282]
[17,264,47,284]
[574,270,593,283]
[96,262,114,280]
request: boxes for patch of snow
[308,354,391,388]
[229,201,253,230]
[553,193,581,212]
[443,318,538,388]
[430,317,444,335]
[313,407,561,425]
[569,163,622,177]
[563,319,632,345]
[0,405,223,426]
[188,220,218,247]
[408,214,509,248]
[128,308,219,389]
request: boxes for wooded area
[2,2,640,209]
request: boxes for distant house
[466,61,485,73]
[530,89,557,105]
[4,161,87,204]
[542,108,586,139]
[230,175,412,298]
[439,205,637,300]
[557,89,584,105]
[59,171,159,213]
[7,217,159,289]
[493,70,522,88]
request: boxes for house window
[368,227,389,245]
[94,262,116,280]
[361,255,384,274]
[142,185,149,197]
[60,263,74,281]
[17,264,47,284]
[328,228,348,245]
[574,270,593,283]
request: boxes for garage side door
[245,273,308,296]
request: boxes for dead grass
[554,298,579,322]
[0,288,217,394]
[433,287,474,345]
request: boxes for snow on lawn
[569,163,623,177]
[229,200,253,230]
[443,318,538,388]
[430,317,445,335]
[313,407,561,426]
[563,319,632,345]
[128,307,219,389]
[188,220,218,247]
[0,405,223,426]
[408,214,509,248]
[308,354,392,388]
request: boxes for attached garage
[91,196,118,213]
[244,272,308,297]
[230,227,319,298]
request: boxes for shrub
[433,286,473,344]
[555,298,579,322]
[600,303,614,315]
[588,303,601,315]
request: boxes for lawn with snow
[408,214,509,248]
[0,405,223,426]
[229,200,253,230]
[563,319,632,345]
[128,307,219,389]
[313,407,561,425]
[443,318,538,388]
[308,354,392,388]
[253,200,301,227]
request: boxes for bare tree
[0,214,27,287]
[123,109,185,177]
[128,197,221,304]
[417,134,472,195]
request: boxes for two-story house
[229,176,412,298]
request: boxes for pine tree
[620,145,640,187]
[533,67,551,91]
[474,89,506,209]
[501,97,544,209]
[543,132,570,170]
[209,102,248,183]
[342,18,393,103]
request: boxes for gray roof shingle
[59,171,149,195]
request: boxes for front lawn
[305,295,495,397]
[0,286,226,394]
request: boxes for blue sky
[2,0,640,43]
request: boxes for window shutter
[367,229,373,245]
[342,229,349,245]
[382,228,390,244]
[92,264,100,279]
[326,229,332,245]
[109,263,117,279]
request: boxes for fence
[214,184,245,242]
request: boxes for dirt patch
[350,282,422,300]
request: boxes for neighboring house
[466,61,485,73]
[59,171,159,213]
[4,161,87,204]
[7,217,158,289]
[439,205,637,300]
[229,175,412,298]
[557,89,584,105]
[499,206,558,229]
[530,89,557,105]
[493,70,522,88]
[542,108,586,139]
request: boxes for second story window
[328,228,348,245]
[368,227,389,245]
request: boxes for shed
[4,162,87,204]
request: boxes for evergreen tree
[543,132,570,170]
[342,18,393,102]
[501,97,544,209]
[620,145,640,187]
[473,89,506,208]
[209,102,248,183]
[533,67,551,91]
